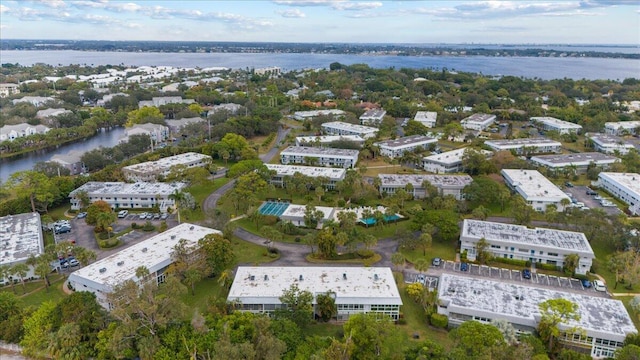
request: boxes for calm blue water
[1,127,125,183]
[1,50,638,80]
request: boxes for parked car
[586,188,597,195]
[146,213,154,220]
[432,257,442,267]
[139,212,147,220]
[118,210,129,218]
[153,213,161,220]
[522,269,532,279]
[160,213,169,220]
[67,258,80,267]
[565,182,574,188]
[76,212,87,219]
[593,280,607,292]
[460,262,469,271]
[54,225,71,234]
[581,279,592,288]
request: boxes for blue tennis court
[259,201,291,216]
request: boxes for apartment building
[413,111,437,128]
[530,152,619,174]
[586,133,635,155]
[423,147,492,174]
[530,116,583,135]
[122,152,212,182]
[460,113,496,131]
[69,182,186,212]
[321,121,379,139]
[0,213,44,285]
[604,121,640,136]
[485,138,562,155]
[501,169,571,212]
[295,135,365,147]
[292,110,346,121]
[377,174,473,200]
[50,150,87,175]
[280,146,359,168]
[374,135,437,159]
[598,172,640,215]
[264,164,346,190]
[359,108,387,126]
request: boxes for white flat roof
[424,147,491,166]
[414,111,437,122]
[265,164,346,180]
[68,223,220,289]
[296,135,365,144]
[586,133,635,147]
[485,138,562,149]
[375,135,437,149]
[599,172,640,195]
[321,121,379,134]
[462,219,594,255]
[360,108,386,119]
[294,110,346,118]
[70,181,186,197]
[122,152,211,174]
[378,174,473,188]
[501,169,569,202]
[605,121,640,130]
[438,273,636,340]
[0,212,43,266]
[530,152,619,168]
[228,267,402,305]
[281,204,335,220]
[461,113,495,124]
[281,146,360,158]
[531,117,582,130]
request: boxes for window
[548,252,559,257]
[491,245,501,249]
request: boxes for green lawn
[231,236,279,266]
[47,204,72,220]
[1,274,68,307]
[395,272,452,349]
[401,238,458,264]
[180,275,226,314]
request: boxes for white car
[593,280,607,292]
[139,212,147,220]
[118,210,129,218]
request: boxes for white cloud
[332,2,381,11]
[0,4,10,13]
[277,8,306,17]
[31,0,67,8]
[273,0,338,6]
[410,1,608,19]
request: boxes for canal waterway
[1,127,125,182]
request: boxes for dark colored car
[460,262,469,271]
[581,279,592,288]
[565,182,574,188]
[522,269,532,279]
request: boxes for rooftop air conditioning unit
[343,273,347,280]
[142,247,148,252]
[171,235,176,240]
[99,268,107,273]
[299,275,304,281]
[117,261,124,266]
[190,226,194,230]
[264,275,269,281]
[374,274,379,281]
[249,275,255,281]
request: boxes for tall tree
[316,291,337,322]
[342,313,405,360]
[198,233,235,277]
[276,283,314,329]
[538,298,581,353]
[448,320,506,359]
[8,171,59,213]
[11,263,29,294]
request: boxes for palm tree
[169,189,185,224]
[0,265,12,293]
[135,266,150,283]
[391,252,405,271]
[96,211,116,235]
[11,263,29,294]
[217,269,233,289]
[74,247,97,267]
[34,258,52,291]
[414,258,429,274]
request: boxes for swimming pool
[258,201,291,217]
[359,214,401,225]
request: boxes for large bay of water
[1,50,638,81]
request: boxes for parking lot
[407,260,610,298]
[564,185,622,216]
[52,212,177,260]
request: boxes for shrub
[131,222,138,229]
[491,257,528,267]
[294,237,301,243]
[159,221,168,232]
[429,313,448,328]
[142,221,155,232]
[337,199,346,207]
[357,249,375,259]
[99,239,119,248]
[536,263,561,271]
[397,318,407,325]
[263,215,279,226]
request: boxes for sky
[0,0,639,44]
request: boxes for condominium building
[292,110,346,121]
[280,146,359,168]
[530,116,582,135]
[374,135,437,159]
[501,169,571,212]
[69,182,186,212]
[164,117,206,133]
[460,219,595,274]
[423,147,492,174]
[264,164,346,190]
[295,135,365,147]
[0,83,20,97]
[321,121,379,139]
[437,274,636,358]
[484,138,562,155]
[604,121,640,136]
[460,113,496,131]
[12,96,54,106]
[413,111,438,128]
[138,96,194,109]
[530,152,619,174]
[359,108,387,126]
[586,133,635,155]
[68,223,220,309]
[228,266,402,321]
[122,152,212,182]
[598,172,640,215]
[0,123,51,142]
[121,123,169,144]
[377,174,473,200]
[0,213,44,285]
[50,150,86,175]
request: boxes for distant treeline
[1,39,638,59]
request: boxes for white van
[117,210,129,218]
